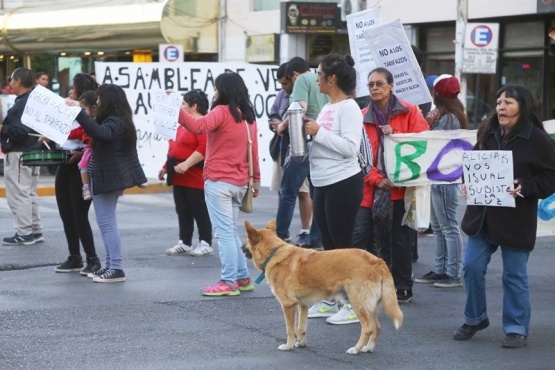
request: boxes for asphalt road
[0,187,554,370]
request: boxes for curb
[0,182,172,198]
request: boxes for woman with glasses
[159,90,212,257]
[358,67,428,304]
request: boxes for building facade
[0,0,553,124]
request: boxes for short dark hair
[11,68,34,88]
[34,71,48,80]
[276,62,288,80]
[182,90,209,116]
[368,67,394,84]
[286,57,310,78]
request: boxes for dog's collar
[254,244,283,285]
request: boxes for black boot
[55,255,84,273]
[80,256,102,276]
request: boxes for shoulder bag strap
[244,121,253,183]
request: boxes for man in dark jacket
[0,67,43,245]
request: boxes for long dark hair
[433,93,468,129]
[318,54,357,96]
[72,73,98,100]
[476,84,543,149]
[211,72,255,124]
[95,84,137,150]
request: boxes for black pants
[173,185,212,246]
[55,163,97,258]
[375,199,414,290]
[313,172,363,250]
[352,206,379,256]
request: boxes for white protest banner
[363,19,432,106]
[95,62,280,184]
[346,7,381,99]
[462,150,514,207]
[21,85,81,144]
[462,23,500,74]
[384,129,477,186]
[152,90,181,140]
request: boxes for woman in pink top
[177,72,261,296]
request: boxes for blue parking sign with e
[470,25,493,47]
[164,46,180,62]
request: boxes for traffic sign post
[462,23,499,74]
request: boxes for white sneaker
[190,240,213,256]
[326,304,360,325]
[307,301,339,318]
[165,240,193,256]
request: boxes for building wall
[378,0,538,23]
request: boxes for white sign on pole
[462,23,500,74]
[363,19,432,106]
[152,90,181,140]
[462,150,515,208]
[21,85,81,144]
[346,7,381,99]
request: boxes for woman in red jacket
[159,90,212,257]
[354,67,428,304]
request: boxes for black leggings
[313,172,363,250]
[173,185,212,246]
[55,163,97,258]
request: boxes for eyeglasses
[367,81,388,88]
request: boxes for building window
[169,0,197,17]
[503,21,543,49]
[253,0,280,11]
[254,0,341,11]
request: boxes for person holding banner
[362,67,429,304]
[0,67,43,246]
[454,85,555,348]
[176,72,260,297]
[53,73,101,275]
[159,90,212,257]
[415,75,466,289]
[304,54,364,325]
[73,84,147,283]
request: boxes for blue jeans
[463,230,530,336]
[275,155,320,243]
[430,184,463,279]
[204,180,249,283]
[93,190,123,270]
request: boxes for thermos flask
[287,101,308,162]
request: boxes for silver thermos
[287,101,308,162]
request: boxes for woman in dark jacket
[54,73,100,275]
[453,85,555,348]
[74,84,147,283]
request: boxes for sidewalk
[0,171,170,197]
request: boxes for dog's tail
[380,264,403,330]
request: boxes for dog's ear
[245,220,262,245]
[266,219,277,232]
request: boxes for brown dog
[243,220,403,355]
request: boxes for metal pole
[454,0,468,111]
[218,0,226,62]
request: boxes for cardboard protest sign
[363,19,432,106]
[346,7,381,99]
[462,150,515,208]
[21,85,81,144]
[152,90,181,140]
